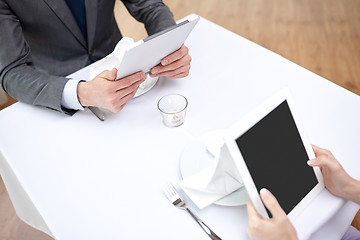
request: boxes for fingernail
[260,188,269,198]
[307,159,315,166]
[162,59,168,65]
[152,68,158,74]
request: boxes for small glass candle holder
[157,94,188,127]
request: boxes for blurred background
[0,0,359,239]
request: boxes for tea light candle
[157,94,188,127]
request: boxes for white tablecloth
[0,15,359,240]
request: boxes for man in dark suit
[0,0,191,115]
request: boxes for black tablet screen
[236,100,318,215]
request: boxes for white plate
[134,75,159,98]
[180,130,249,206]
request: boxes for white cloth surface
[0,151,53,237]
[180,141,243,209]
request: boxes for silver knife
[88,106,105,121]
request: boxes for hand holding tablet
[115,15,199,80]
[308,145,360,205]
[149,44,192,79]
[224,88,324,220]
[238,89,360,239]
[247,188,298,240]
[81,15,199,117]
[247,145,360,240]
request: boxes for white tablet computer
[223,89,324,220]
[116,15,200,79]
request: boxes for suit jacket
[0,0,175,114]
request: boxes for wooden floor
[0,0,359,239]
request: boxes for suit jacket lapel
[42,0,87,49]
[85,0,98,51]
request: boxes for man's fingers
[109,87,138,113]
[100,71,145,112]
[116,91,136,111]
[115,71,146,90]
[82,70,145,112]
[153,64,190,79]
[115,80,141,99]
[161,44,188,66]
[149,44,192,78]
[169,71,190,79]
[260,188,286,219]
[151,55,191,76]
[98,68,117,80]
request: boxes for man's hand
[77,68,146,112]
[149,44,191,79]
[308,145,360,204]
[247,189,298,240]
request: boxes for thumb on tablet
[97,68,117,81]
[260,188,286,218]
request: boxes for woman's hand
[247,188,298,240]
[308,145,360,204]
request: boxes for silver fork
[163,183,222,240]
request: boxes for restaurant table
[0,14,359,240]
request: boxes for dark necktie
[64,0,88,43]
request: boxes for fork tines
[164,183,182,204]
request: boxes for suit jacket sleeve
[121,0,176,35]
[0,1,76,115]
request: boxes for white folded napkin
[179,141,244,209]
[89,37,134,79]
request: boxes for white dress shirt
[61,79,84,111]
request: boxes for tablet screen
[235,100,318,216]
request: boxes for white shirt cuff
[61,79,85,111]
